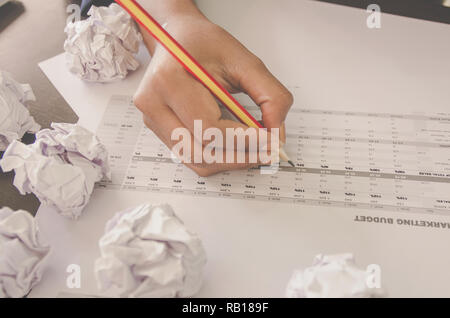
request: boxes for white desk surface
[31,0,450,297]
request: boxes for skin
[133,0,293,177]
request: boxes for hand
[133,1,293,176]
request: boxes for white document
[97,95,450,215]
[31,0,450,297]
[38,46,150,133]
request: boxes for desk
[29,0,450,297]
[0,0,78,214]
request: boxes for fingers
[237,58,293,133]
[159,63,251,139]
[132,47,286,176]
[133,90,264,177]
[149,59,272,153]
[280,122,286,145]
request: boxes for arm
[133,0,293,176]
[134,0,205,54]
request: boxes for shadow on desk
[0,1,25,33]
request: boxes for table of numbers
[96,95,450,215]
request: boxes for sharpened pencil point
[288,160,295,167]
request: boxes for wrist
[137,0,208,55]
[138,0,205,24]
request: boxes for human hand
[133,0,293,176]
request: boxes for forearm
[136,0,206,54]
[138,0,202,22]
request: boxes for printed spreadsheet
[96,95,450,215]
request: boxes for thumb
[238,60,293,132]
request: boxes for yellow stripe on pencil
[116,0,294,167]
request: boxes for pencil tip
[288,160,295,167]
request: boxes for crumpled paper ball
[286,254,384,298]
[64,3,142,82]
[0,123,111,219]
[95,203,207,298]
[0,207,51,298]
[0,70,40,151]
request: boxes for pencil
[115,0,294,167]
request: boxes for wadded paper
[0,70,40,151]
[95,203,207,298]
[0,207,51,298]
[286,254,385,298]
[0,123,110,219]
[64,3,142,83]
